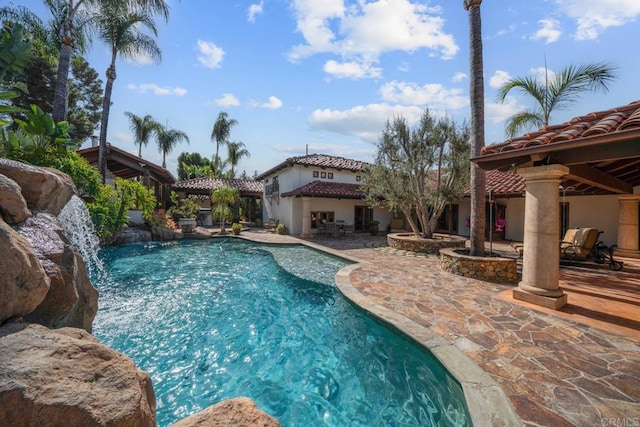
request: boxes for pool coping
[228,234,520,425]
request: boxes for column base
[614,248,640,259]
[513,288,568,310]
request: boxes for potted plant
[167,192,200,233]
[370,220,380,236]
[231,223,242,235]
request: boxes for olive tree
[362,109,470,238]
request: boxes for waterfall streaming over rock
[58,195,103,276]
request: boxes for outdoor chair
[326,222,337,237]
[495,218,506,232]
[317,221,327,237]
[343,223,355,238]
[560,228,599,261]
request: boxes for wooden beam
[550,140,640,165]
[566,164,633,194]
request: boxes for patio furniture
[343,223,355,237]
[495,218,506,232]
[326,221,338,237]
[265,218,279,232]
[317,221,327,237]
[560,228,623,270]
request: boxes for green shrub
[231,222,242,235]
[276,223,287,235]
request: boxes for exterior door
[354,206,373,232]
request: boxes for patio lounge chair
[560,228,599,261]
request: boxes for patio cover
[471,100,640,310]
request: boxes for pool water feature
[93,240,471,426]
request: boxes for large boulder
[0,173,31,224]
[0,217,50,324]
[0,323,156,427]
[17,213,98,332]
[0,158,76,216]
[173,397,279,427]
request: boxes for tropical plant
[275,223,287,235]
[124,111,159,157]
[231,222,242,235]
[210,184,238,234]
[0,23,33,123]
[464,0,486,256]
[166,191,199,220]
[361,109,470,239]
[211,111,237,170]
[154,122,189,168]
[226,141,250,178]
[96,1,167,182]
[177,151,215,180]
[497,62,616,138]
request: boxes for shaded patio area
[242,230,640,426]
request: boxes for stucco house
[255,154,394,236]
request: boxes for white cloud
[531,18,562,44]
[127,83,187,96]
[309,103,424,142]
[261,96,283,110]
[197,40,225,69]
[248,0,264,23]
[379,81,468,110]
[288,0,458,78]
[215,93,240,107]
[489,70,511,89]
[114,132,134,144]
[397,62,410,72]
[556,0,640,40]
[323,59,382,79]
[530,66,556,83]
[125,51,154,66]
[485,96,523,124]
[452,72,467,83]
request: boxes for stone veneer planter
[440,248,518,283]
[387,233,466,254]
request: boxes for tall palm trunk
[98,60,117,183]
[465,0,486,256]
[52,20,75,121]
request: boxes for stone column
[514,164,569,309]
[615,195,640,258]
[301,197,312,238]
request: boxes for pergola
[77,144,175,209]
[172,177,264,222]
[472,100,640,309]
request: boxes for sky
[12,0,640,178]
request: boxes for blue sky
[14,0,640,178]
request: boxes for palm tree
[210,185,238,234]
[211,112,238,170]
[49,0,168,123]
[465,0,486,257]
[497,62,616,138]
[96,1,166,182]
[124,111,158,157]
[226,141,250,177]
[155,123,189,168]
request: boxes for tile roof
[172,177,263,196]
[481,100,640,156]
[484,170,525,196]
[281,181,365,199]
[255,154,370,180]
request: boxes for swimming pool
[93,239,471,426]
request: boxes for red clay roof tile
[281,180,365,199]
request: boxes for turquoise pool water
[93,240,471,426]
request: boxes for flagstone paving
[241,230,640,426]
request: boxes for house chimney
[91,135,98,147]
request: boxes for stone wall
[387,232,466,254]
[440,248,518,283]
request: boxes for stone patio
[240,229,640,426]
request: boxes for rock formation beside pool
[0,159,153,426]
